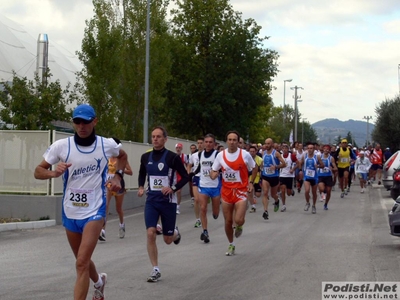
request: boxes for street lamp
[363,116,372,146]
[283,79,292,125]
[290,86,304,141]
[302,118,307,145]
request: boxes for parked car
[389,196,400,236]
[382,150,400,191]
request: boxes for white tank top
[199,150,219,188]
[296,150,305,162]
[280,153,295,178]
[44,136,121,219]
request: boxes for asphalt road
[1,182,399,300]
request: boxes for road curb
[0,220,56,232]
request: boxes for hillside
[311,118,375,146]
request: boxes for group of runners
[34,103,389,299]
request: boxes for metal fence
[0,130,197,195]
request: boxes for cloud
[383,19,400,34]
[3,0,400,126]
[3,0,93,53]
[273,34,400,123]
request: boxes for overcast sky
[4,0,400,125]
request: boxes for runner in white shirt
[174,143,189,215]
[34,104,127,300]
[355,151,372,193]
[279,144,298,212]
[295,143,306,193]
[188,144,197,204]
[194,134,221,244]
[187,138,204,228]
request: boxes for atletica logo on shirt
[71,158,102,179]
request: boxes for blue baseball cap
[72,104,96,121]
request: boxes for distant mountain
[311,118,375,146]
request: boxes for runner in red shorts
[210,131,256,256]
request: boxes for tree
[164,0,279,140]
[302,121,318,145]
[77,0,172,141]
[258,105,294,144]
[372,96,400,150]
[0,71,74,130]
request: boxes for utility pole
[363,116,372,146]
[290,86,303,141]
[143,0,150,143]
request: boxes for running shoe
[297,188,301,193]
[92,273,107,300]
[312,206,316,214]
[200,230,210,243]
[147,269,161,282]
[98,230,106,242]
[360,188,364,193]
[226,245,235,256]
[347,187,350,193]
[273,200,279,212]
[344,188,348,195]
[262,211,269,220]
[367,180,371,185]
[324,204,328,210]
[340,192,345,198]
[119,225,125,239]
[378,181,381,185]
[304,202,310,211]
[249,207,256,213]
[176,208,180,215]
[191,197,194,206]
[156,224,163,235]
[332,186,335,191]
[291,190,295,196]
[281,205,286,212]
[319,194,324,202]
[212,214,219,220]
[194,220,202,228]
[173,226,181,245]
[234,225,243,238]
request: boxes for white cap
[359,151,365,155]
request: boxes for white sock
[153,266,160,272]
[177,205,180,209]
[252,204,256,208]
[119,223,124,227]
[94,274,103,288]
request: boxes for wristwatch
[171,185,177,192]
[114,170,124,179]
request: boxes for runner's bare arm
[34,160,71,179]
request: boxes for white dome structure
[0,14,81,87]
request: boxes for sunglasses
[73,118,92,125]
